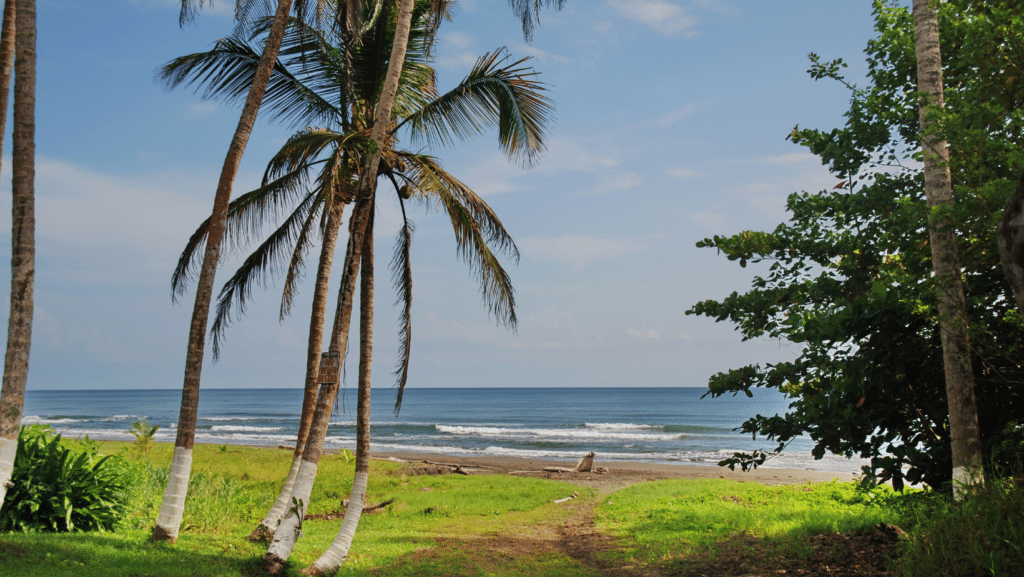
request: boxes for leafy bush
[128,420,160,451]
[0,425,130,532]
[897,476,1024,577]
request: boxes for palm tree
[911,0,983,498]
[0,0,35,508]
[0,0,14,175]
[508,0,566,41]
[152,0,370,543]
[163,3,550,571]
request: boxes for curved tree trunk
[263,1,416,570]
[152,0,295,543]
[0,0,15,175]
[912,0,983,498]
[0,0,33,507]
[248,201,346,542]
[264,193,372,574]
[303,209,374,576]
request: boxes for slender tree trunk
[912,0,983,498]
[0,0,34,507]
[248,202,346,542]
[152,0,295,543]
[263,2,415,569]
[303,210,374,576]
[0,0,15,174]
[264,194,371,574]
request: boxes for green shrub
[0,425,130,532]
[897,476,1024,577]
[128,420,160,451]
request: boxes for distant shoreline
[101,439,856,487]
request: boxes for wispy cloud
[436,31,482,69]
[519,235,647,269]
[515,43,571,65]
[130,0,233,17]
[666,167,708,178]
[185,102,217,119]
[645,101,714,129]
[607,0,698,36]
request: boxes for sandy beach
[371,450,858,492]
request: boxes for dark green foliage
[0,426,129,532]
[688,0,1024,490]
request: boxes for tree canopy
[688,0,1024,491]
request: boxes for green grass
[10,440,1020,576]
[594,478,910,569]
[1,441,596,576]
[894,476,1024,577]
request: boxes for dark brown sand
[371,451,858,491]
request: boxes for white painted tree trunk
[303,470,368,574]
[266,458,319,563]
[256,455,302,535]
[154,446,192,542]
[0,436,16,502]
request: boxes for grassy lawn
[5,439,1019,576]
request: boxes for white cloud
[761,152,817,165]
[666,167,707,178]
[449,138,643,199]
[418,311,501,345]
[628,328,660,339]
[540,139,644,197]
[185,102,218,119]
[520,235,647,269]
[0,157,211,274]
[607,0,698,36]
[130,0,233,17]
[645,101,714,129]
[437,32,481,70]
[693,0,738,15]
[515,43,571,65]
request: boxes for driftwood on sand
[510,452,606,475]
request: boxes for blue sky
[4,0,884,391]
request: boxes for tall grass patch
[896,476,1024,577]
[595,478,908,565]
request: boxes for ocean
[22,387,867,474]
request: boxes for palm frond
[178,0,209,26]
[399,153,517,329]
[397,152,519,262]
[399,48,553,167]
[281,146,356,319]
[263,127,370,184]
[234,0,346,37]
[508,0,566,42]
[156,20,343,129]
[172,167,310,300]
[390,209,414,414]
[209,191,323,359]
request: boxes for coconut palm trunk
[0,0,34,507]
[264,4,416,570]
[303,208,375,576]
[264,190,373,574]
[912,0,983,498]
[248,201,346,542]
[152,0,295,543]
[0,0,15,174]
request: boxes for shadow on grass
[343,534,601,577]
[0,531,271,577]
